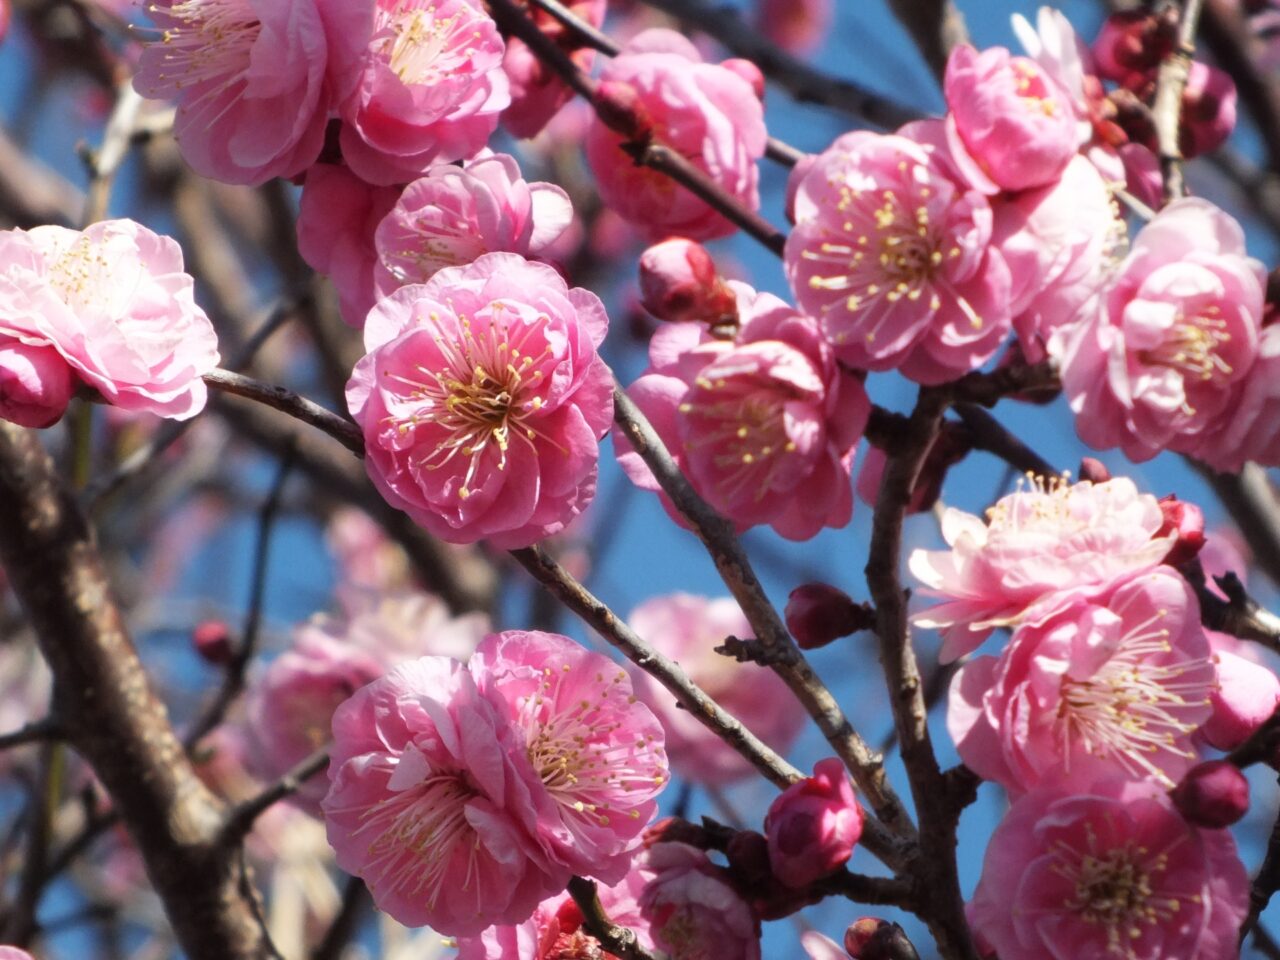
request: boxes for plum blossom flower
[617,283,869,540]
[623,594,806,786]
[0,338,73,427]
[372,152,572,301]
[784,126,1011,384]
[637,842,762,960]
[322,656,560,933]
[764,758,863,888]
[346,253,612,548]
[1202,647,1280,750]
[0,220,219,419]
[1055,198,1266,463]
[754,0,832,56]
[969,778,1248,960]
[500,0,605,139]
[296,164,401,328]
[471,630,668,883]
[909,475,1174,662]
[330,589,489,665]
[943,43,1079,193]
[948,570,1215,793]
[133,0,368,185]
[584,29,766,241]
[337,0,510,185]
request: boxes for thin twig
[309,877,370,960]
[1153,0,1208,201]
[1244,803,1280,942]
[884,0,970,83]
[567,877,666,960]
[1193,462,1280,588]
[221,748,329,844]
[951,404,1057,479]
[0,719,62,752]
[1254,923,1280,960]
[81,82,143,226]
[203,369,364,456]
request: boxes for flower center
[1012,58,1059,117]
[1139,305,1233,400]
[375,0,483,86]
[146,0,260,102]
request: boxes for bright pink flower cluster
[322,629,668,934]
[0,219,219,426]
[617,282,870,539]
[346,253,612,548]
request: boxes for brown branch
[1244,803,1280,942]
[221,748,329,844]
[945,358,1060,408]
[203,369,365,456]
[568,877,665,960]
[637,0,924,128]
[612,385,916,858]
[1200,0,1280,178]
[1183,561,1280,654]
[1153,0,1208,202]
[1228,706,1280,768]
[0,421,274,959]
[1193,462,1280,589]
[884,0,969,83]
[0,719,63,752]
[951,404,1057,479]
[80,82,144,226]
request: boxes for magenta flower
[784,126,1012,384]
[337,0,509,185]
[943,43,1078,193]
[0,220,219,419]
[322,656,559,934]
[969,778,1248,960]
[638,842,762,960]
[948,570,1215,793]
[1171,760,1251,829]
[584,29,766,241]
[500,0,605,139]
[617,283,869,540]
[372,151,573,301]
[637,238,737,325]
[471,630,668,884]
[909,476,1174,662]
[296,164,400,328]
[1202,647,1280,750]
[764,758,863,889]
[346,253,612,548]
[0,337,73,428]
[133,0,367,185]
[1056,198,1266,464]
[622,594,806,787]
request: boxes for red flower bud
[1093,12,1174,89]
[192,619,233,666]
[845,917,920,960]
[764,758,862,889]
[1157,494,1206,567]
[1171,760,1250,828]
[637,238,737,325]
[1180,61,1237,158]
[785,583,869,650]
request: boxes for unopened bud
[765,758,862,889]
[638,238,737,325]
[1157,495,1206,567]
[845,918,920,960]
[1092,12,1174,89]
[1180,61,1237,157]
[721,58,765,100]
[192,619,233,665]
[1077,457,1111,484]
[785,583,869,650]
[1171,760,1250,828]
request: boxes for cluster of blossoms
[911,475,1268,958]
[0,219,219,427]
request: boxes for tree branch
[203,369,364,456]
[884,0,969,83]
[1153,0,1207,201]
[568,877,666,960]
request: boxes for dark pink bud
[721,58,765,100]
[1093,12,1174,88]
[638,238,737,324]
[845,917,920,960]
[785,583,869,650]
[1078,457,1111,484]
[1171,760,1250,828]
[192,619,233,665]
[764,758,862,889]
[594,79,652,139]
[1180,61,1237,157]
[1157,495,1206,567]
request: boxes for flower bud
[845,918,920,960]
[192,619,233,665]
[1093,12,1174,89]
[1078,457,1111,484]
[637,238,737,325]
[721,58,765,100]
[1157,494,1206,567]
[1203,649,1280,750]
[1180,61,1237,157]
[785,583,869,650]
[1171,760,1250,828]
[594,78,653,139]
[0,339,73,429]
[764,757,863,889]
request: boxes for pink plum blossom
[909,475,1174,662]
[0,337,73,427]
[1181,61,1238,157]
[337,0,510,185]
[1055,198,1266,463]
[0,950,34,960]
[764,757,863,888]
[346,253,612,548]
[785,126,1012,384]
[1202,647,1280,750]
[623,594,806,786]
[246,631,385,815]
[455,870,654,959]
[969,778,1248,960]
[500,0,605,139]
[133,0,368,185]
[0,220,219,419]
[329,589,489,666]
[470,630,668,883]
[991,154,1124,363]
[617,282,869,539]
[948,569,1215,793]
[638,842,762,960]
[755,0,832,55]
[326,507,416,608]
[371,152,572,302]
[943,43,1079,193]
[800,931,847,960]
[584,29,766,241]
[322,656,561,934]
[296,164,400,328]
[1181,322,1280,471]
